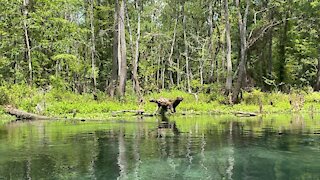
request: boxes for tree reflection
[94,131,119,179]
[1,115,320,179]
[226,121,235,180]
[117,127,128,180]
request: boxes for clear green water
[0,115,320,179]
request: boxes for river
[0,114,319,179]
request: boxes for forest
[1,0,320,116]
[1,2,320,178]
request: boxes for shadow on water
[0,114,320,179]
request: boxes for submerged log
[4,105,49,120]
[233,111,258,117]
[111,110,145,116]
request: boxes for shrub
[0,86,10,105]
[243,89,263,105]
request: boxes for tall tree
[315,46,320,91]
[89,0,97,99]
[167,7,178,87]
[208,0,221,84]
[22,0,32,85]
[232,0,249,103]
[108,0,119,97]
[224,0,232,96]
[118,0,127,96]
[266,1,274,76]
[132,0,142,97]
[277,11,290,90]
[183,4,191,93]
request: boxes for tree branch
[247,16,299,50]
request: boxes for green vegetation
[1,84,320,119]
[1,1,320,118]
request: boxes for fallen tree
[4,105,49,120]
[111,109,145,116]
[233,111,258,117]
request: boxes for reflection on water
[0,115,320,179]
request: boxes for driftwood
[233,111,258,117]
[150,97,183,114]
[111,110,145,116]
[4,105,50,120]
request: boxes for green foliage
[49,76,69,91]
[243,89,263,105]
[0,84,34,107]
[2,84,320,118]
[0,86,10,105]
[305,92,320,103]
[0,0,320,108]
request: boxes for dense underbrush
[1,84,320,118]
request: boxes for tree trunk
[157,47,161,89]
[314,46,320,91]
[200,58,204,86]
[177,55,180,86]
[132,0,141,97]
[210,40,221,83]
[118,0,127,97]
[4,105,49,120]
[224,0,232,96]
[124,0,141,96]
[23,0,32,86]
[89,0,97,98]
[208,1,214,83]
[183,5,191,93]
[278,12,289,90]
[232,0,249,104]
[209,26,221,83]
[108,0,119,97]
[208,1,213,37]
[267,2,273,76]
[125,1,134,58]
[161,55,165,89]
[199,40,206,86]
[168,13,178,86]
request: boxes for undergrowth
[1,84,320,118]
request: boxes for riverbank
[1,84,320,120]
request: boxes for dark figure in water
[150,97,184,114]
[170,97,183,112]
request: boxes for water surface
[0,115,319,179]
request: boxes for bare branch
[247,16,299,50]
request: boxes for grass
[1,84,320,119]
